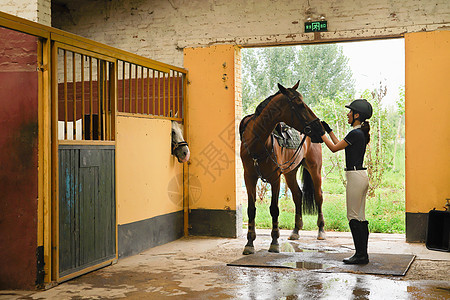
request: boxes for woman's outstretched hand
[321,121,333,134]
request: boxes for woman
[321,99,373,264]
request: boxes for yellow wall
[184,45,238,211]
[116,115,184,224]
[405,30,450,213]
[181,32,450,227]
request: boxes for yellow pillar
[184,45,242,237]
[405,30,450,241]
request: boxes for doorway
[239,39,406,234]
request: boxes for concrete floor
[3,230,450,299]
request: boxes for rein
[242,123,307,183]
[269,133,307,171]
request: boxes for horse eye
[296,100,305,108]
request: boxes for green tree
[313,92,353,186]
[296,44,354,105]
[360,84,401,194]
[392,85,405,170]
[313,83,404,195]
[242,47,297,114]
[242,44,355,115]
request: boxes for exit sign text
[305,21,328,33]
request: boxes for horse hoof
[243,246,255,255]
[317,230,326,240]
[288,232,300,240]
[268,244,280,253]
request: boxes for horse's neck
[254,98,284,137]
[246,108,280,152]
[251,117,278,140]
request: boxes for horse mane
[239,114,254,141]
[254,91,281,117]
[239,91,281,140]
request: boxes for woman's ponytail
[361,120,370,144]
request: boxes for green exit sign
[305,21,328,33]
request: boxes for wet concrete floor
[2,230,449,299]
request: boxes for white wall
[0,0,51,26]
[49,0,450,67]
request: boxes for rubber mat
[227,250,415,276]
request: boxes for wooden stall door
[58,145,115,278]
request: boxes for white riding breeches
[345,170,369,221]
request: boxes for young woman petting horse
[239,81,325,255]
[320,99,373,264]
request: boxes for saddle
[272,122,303,149]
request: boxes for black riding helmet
[345,99,373,121]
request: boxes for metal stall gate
[52,41,117,281]
[50,35,187,282]
[0,11,187,285]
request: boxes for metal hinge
[37,64,48,72]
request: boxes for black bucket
[426,210,450,252]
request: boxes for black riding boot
[343,219,369,264]
[361,220,369,258]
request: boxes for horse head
[277,81,324,140]
[171,121,190,163]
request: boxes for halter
[171,140,189,155]
[284,90,322,137]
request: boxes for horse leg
[268,179,281,253]
[310,167,326,240]
[284,170,303,240]
[243,173,258,255]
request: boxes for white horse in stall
[171,120,190,163]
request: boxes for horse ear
[174,111,179,118]
[169,110,173,118]
[278,83,287,94]
[292,80,300,90]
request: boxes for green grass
[243,149,406,234]
[243,188,405,233]
[366,188,405,233]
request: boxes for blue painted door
[58,145,115,278]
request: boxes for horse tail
[301,166,317,215]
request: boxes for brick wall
[234,46,244,236]
[50,0,450,67]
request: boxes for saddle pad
[273,124,302,149]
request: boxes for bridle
[171,140,189,155]
[284,90,321,137]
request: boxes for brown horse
[239,82,325,255]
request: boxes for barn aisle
[3,230,449,299]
